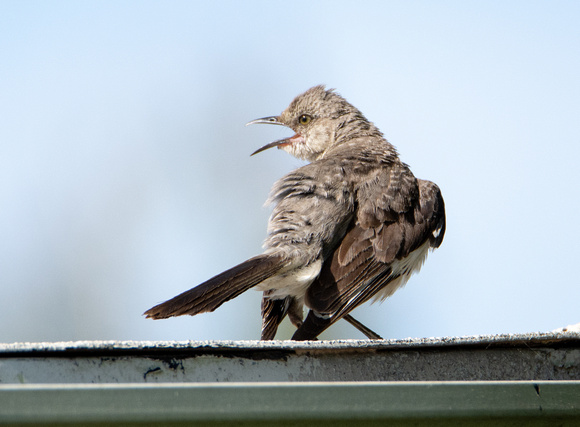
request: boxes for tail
[144,254,285,320]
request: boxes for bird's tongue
[280,133,303,147]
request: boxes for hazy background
[1,1,579,343]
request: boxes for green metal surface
[1,381,579,426]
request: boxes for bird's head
[247,85,366,162]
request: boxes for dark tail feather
[144,254,284,320]
[291,310,330,341]
[260,293,290,340]
[260,294,305,340]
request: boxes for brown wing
[293,176,445,340]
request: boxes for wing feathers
[298,177,445,339]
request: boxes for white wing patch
[432,224,443,239]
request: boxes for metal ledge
[0,332,579,384]
[1,333,579,426]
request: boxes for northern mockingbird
[144,85,445,340]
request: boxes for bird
[144,85,445,340]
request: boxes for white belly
[256,240,431,304]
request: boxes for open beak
[250,137,292,156]
[246,116,291,156]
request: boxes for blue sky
[1,1,579,342]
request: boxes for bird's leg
[287,298,304,329]
[293,311,383,341]
[343,315,383,340]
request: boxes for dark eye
[298,114,312,125]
